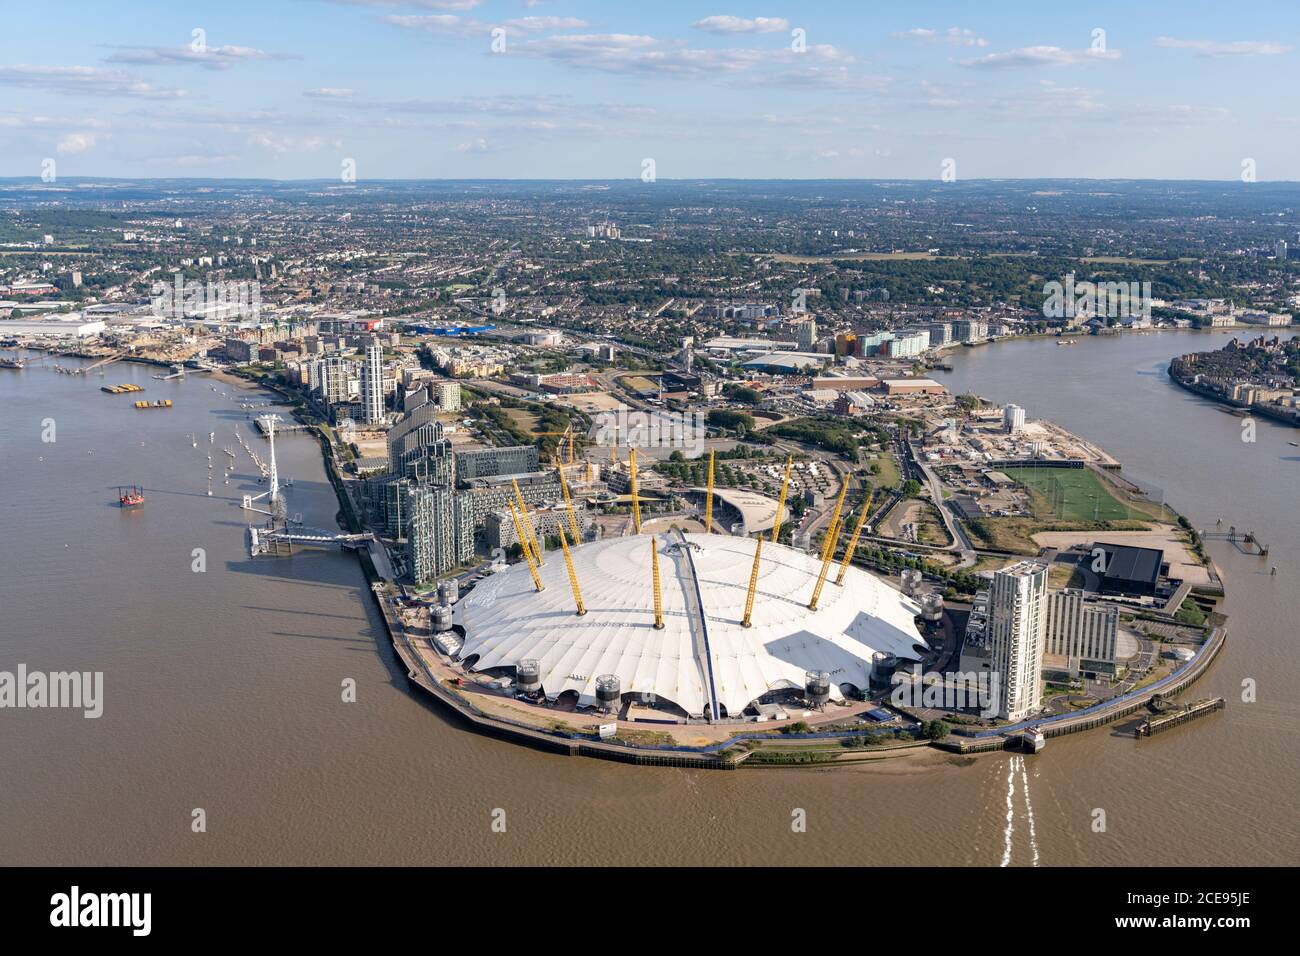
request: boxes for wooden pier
[1136,696,1225,737]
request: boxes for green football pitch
[1001,467,1163,522]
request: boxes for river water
[1,334,1296,866]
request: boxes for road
[906,439,977,569]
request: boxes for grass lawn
[965,516,1151,553]
[1002,467,1167,522]
[503,406,541,434]
[869,450,901,490]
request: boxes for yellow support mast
[704,448,715,534]
[557,466,582,543]
[556,525,586,616]
[742,456,792,628]
[511,478,544,565]
[628,447,642,533]
[770,454,792,543]
[650,539,665,630]
[807,480,848,611]
[741,537,763,628]
[835,490,873,586]
[508,501,544,592]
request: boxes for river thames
[1,332,1296,866]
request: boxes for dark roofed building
[1093,542,1164,597]
[950,495,986,521]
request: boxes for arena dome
[456,530,927,718]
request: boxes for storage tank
[804,670,831,708]
[516,659,542,697]
[871,652,899,689]
[437,578,459,606]
[595,674,622,713]
[432,605,453,633]
[900,569,922,596]
[921,592,944,622]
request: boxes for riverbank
[1168,366,1300,429]
[227,362,1232,769]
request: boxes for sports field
[1002,466,1165,522]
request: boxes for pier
[1136,696,1225,737]
[248,524,374,558]
[1201,525,1269,556]
[252,415,309,437]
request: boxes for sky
[1,0,1297,181]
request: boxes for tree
[902,478,922,497]
[923,720,950,741]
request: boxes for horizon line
[3,175,1299,186]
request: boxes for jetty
[1136,695,1225,737]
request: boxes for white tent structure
[456,531,927,718]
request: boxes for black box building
[1093,543,1164,597]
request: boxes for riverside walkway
[943,625,1227,753]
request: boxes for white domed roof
[457,531,927,718]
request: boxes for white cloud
[455,137,491,152]
[960,46,1120,69]
[331,0,481,9]
[894,27,989,47]
[1155,37,1290,57]
[247,132,325,154]
[509,32,863,85]
[56,132,98,154]
[0,64,187,98]
[505,17,589,33]
[692,16,790,35]
[305,88,355,99]
[106,45,294,70]
[383,13,586,37]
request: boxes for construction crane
[557,525,586,616]
[508,501,544,592]
[770,455,792,543]
[511,478,544,565]
[704,448,715,534]
[807,480,848,611]
[629,447,642,533]
[557,466,582,543]
[650,538,665,630]
[835,490,873,586]
[567,428,575,466]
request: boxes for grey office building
[454,444,540,484]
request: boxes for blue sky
[1,0,1296,180]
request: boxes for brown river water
[0,331,1296,866]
